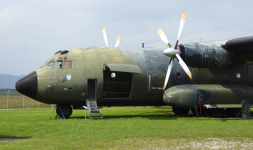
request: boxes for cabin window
[47,61,55,67]
[64,61,73,68]
[54,60,63,69]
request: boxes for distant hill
[0,74,25,89]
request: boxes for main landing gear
[226,108,242,118]
[173,106,241,118]
[190,107,241,118]
[191,107,208,117]
[210,108,226,118]
[172,107,190,116]
[56,105,73,118]
[191,107,226,118]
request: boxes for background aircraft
[16,12,253,118]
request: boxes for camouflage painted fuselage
[32,39,253,107]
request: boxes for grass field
[1,107,253,149]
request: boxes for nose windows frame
[53,60,73,69]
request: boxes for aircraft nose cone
[15,71,38,99]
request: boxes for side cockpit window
[54,61,63,69]
[47,61,55,67]
[63,61,73,68]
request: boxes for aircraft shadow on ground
[0,135,30,141]
[70,115,179,120]
[65,107,253,120]
[69,114,251,120]
[69,112,205,120]
[0,135,30,138]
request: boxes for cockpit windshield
[44,61,48,66]
[47,61,55,67]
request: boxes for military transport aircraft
[16,12,253,118]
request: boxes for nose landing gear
[56,105,73,118]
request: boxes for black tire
[226,108,233,117]
[226,108,242,118]
[56,105,73,118]
[172,107,178,115]
[211,108,226,118]
[191,107,208,117]
[233,108,242,118]
[200,107,209,116]
[176,108,190,116]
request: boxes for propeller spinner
[157,12,192,91]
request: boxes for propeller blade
[175,54,192,79]
[115,34,123,47]
[157,28,171,47]
[175,12,188,48]
[163,58,174,91]
[102,28,108,47]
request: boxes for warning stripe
[157,28,162,36]
[119,34,123,41]
[102,28,106,34]
[188,70,192,79]
[183,12,187,17]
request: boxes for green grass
[0,107,253,149]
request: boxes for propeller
[157,12,192,91]
[102,28,108,47]
[102,28,123,47]
[157,28,171,47]
[115,34,123,47]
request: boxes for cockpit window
[54,61,63,69]
[44,61,49,66]
[47,61,55,67]
[63,61,73,68]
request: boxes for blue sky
[0,0,253,75]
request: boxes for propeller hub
[163,48,180,57]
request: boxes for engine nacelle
[179,43,239,68]
[163,84,253,108]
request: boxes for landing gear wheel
[211,108,226,118]
[200,107,208,117]
[173,107,189,116]
[172,107,178,115]
[226,108,232,117]
[226,108,242,118]
[233,108,242,118]
[56,105,73,118]
[191,107,209,117]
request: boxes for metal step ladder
[86,100,103,119]
[86,79,103,119]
